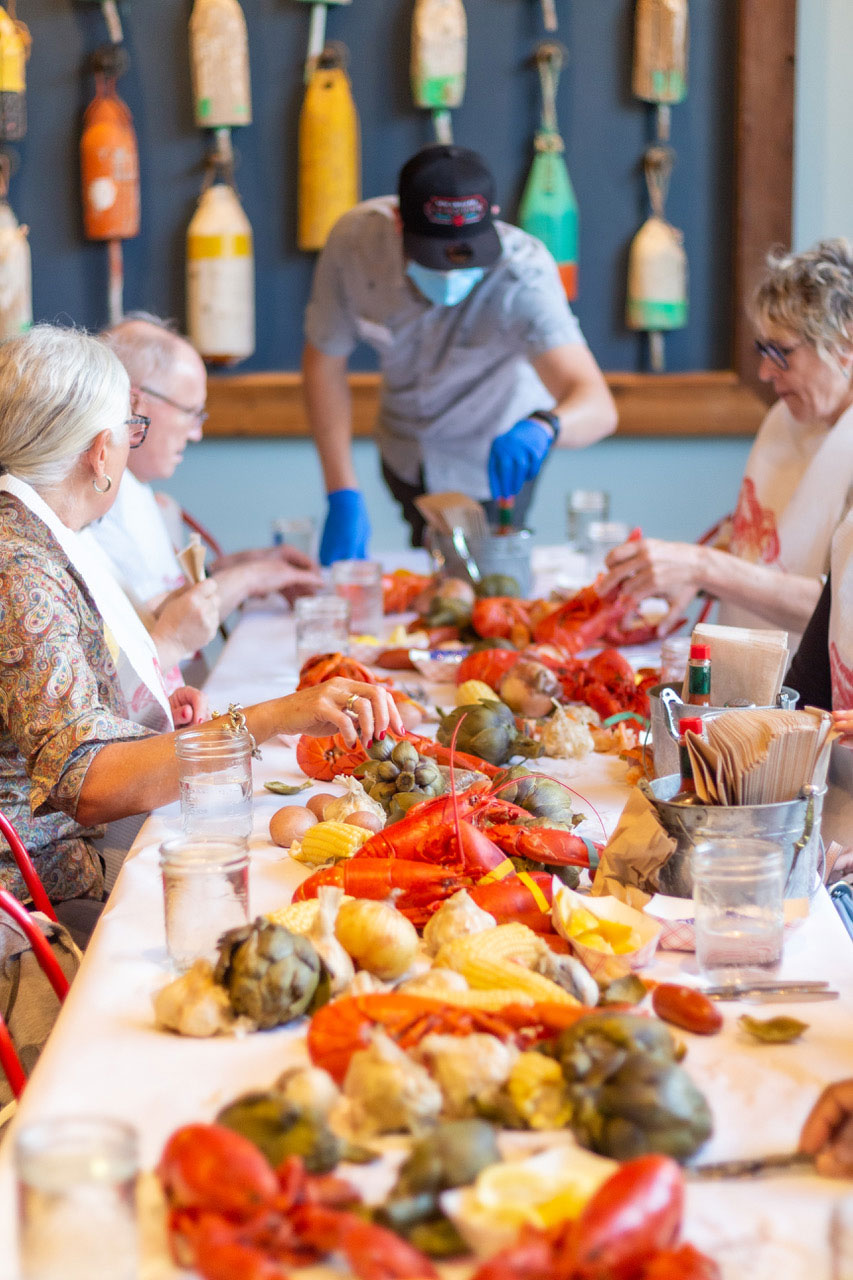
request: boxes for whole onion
[411,576,476,613]
[499,659,562,718]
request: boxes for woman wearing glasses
[601,239,853,644]
[0,326,400,939]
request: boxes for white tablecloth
[1,568,853,1278]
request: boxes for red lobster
[469,1154,720,1280]
[307,992,592,1085]
[382,568,433,613]
[296,729,501,782]
[159,1126,438,1280]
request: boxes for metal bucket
[647,683,800,778]
[640,775,824,901]
[426,528,533,597]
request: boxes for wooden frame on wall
[205,0,795,441]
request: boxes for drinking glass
[174,727,253,840]
[159,836,250,970]
[566,489,610,549]
[16,1116,139,1280]
[271,516,318,560]
[331,559,383,637]
[294,594,351,667]
[585,519,630,579]
[660,636,693,685]
[692,838,785,981]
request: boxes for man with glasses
[93,314,322,659]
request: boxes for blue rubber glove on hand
[488,417,554,501]
[319,489,371,566]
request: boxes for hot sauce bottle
[677,715,704,798]
[686,643,712,706]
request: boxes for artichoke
[437,701,542,766]
[476,573,521,599]
[493,765,576,824]
[549,1012,712,1162]
[214,919,321,1029]
[424,596,472,629]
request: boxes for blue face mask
[406,260,485,307]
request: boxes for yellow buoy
[0,4,28,141]
[297,44,360,252]
[187,180,255,364]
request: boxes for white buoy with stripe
[0,197,30,338]
[187,180,255,364]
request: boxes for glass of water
[16,1116,139,1280]
[331,559,383,637]
[294,594,351,668]
[174,726,253,841]
[566,489,610,549]
[585,519,630,579]
[693,838,785,982]
[271,516,318,561]
[159,836,250,970]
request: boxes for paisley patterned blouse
[0,495,151,903]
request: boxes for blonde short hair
[0,325,130,488]
[752,238,853,361]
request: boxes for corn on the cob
[424,984,536,1009]
[435,922,544,970]
[298,820,370,866]
[436,924,577,1005]
[266,900,320,933]
[456,679,505,707]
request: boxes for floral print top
[0,494,152,903]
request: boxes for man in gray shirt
[303,144,616,564]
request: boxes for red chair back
[0,890,70,1001]
[0,1010,26,1099]
[0,813,57,922]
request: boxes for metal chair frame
[0,812,56,921]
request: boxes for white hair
[752,238,853,363]
[101,312,193,386]
[0,325,130,488]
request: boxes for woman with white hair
[601,239,853,646]
[0,325,399,937]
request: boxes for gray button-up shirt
[305,197,585,500]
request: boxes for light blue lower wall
[159,434,752,557]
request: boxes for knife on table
[702,980,836,1002]
[690,1151,814,1180]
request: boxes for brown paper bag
[592,787,678,900]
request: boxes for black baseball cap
[398,145,501,270]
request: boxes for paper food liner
[552,883,662,982]
[645,892,809,952]
[177,532,207,583]
[591,786,677,901]
[688,622,788,707]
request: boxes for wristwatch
[529,409,561,443]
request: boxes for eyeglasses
[126,415,151,449]
[139,384,209,424]
[754,338,801,371]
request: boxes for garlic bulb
[276,1065,340,1118]
[499,660,562,718]
[335,899,419,980]
[539,702,595,759]
[325,776,386,825]
[422,889,496,956]
[308,886,355,993]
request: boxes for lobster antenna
[473,768,608,844]
[447,711,469,864]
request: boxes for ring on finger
[345,693,359,713]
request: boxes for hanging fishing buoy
[0,3,29,142]
[626,146,687,372]
[80,69,139,241]
[295,0,351,82]
[519,42,578,300]
[187,174,255,365]
[411,0,466,144]
[189,0,252,129]
[298,43,360,252]
[633,0,688,141]
[0,160,30,338]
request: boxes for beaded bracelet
[215,701,262,759]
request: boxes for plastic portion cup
[566,489,610,549]
[159,836,250,971]
[16,1116,139,1280]
[692,837,785,982]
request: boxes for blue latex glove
[319,489,371,566]
[487,417,554,500]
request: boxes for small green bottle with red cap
[686,643,712,706]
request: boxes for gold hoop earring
[93,475,112,494]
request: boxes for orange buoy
[80,74,139,241]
